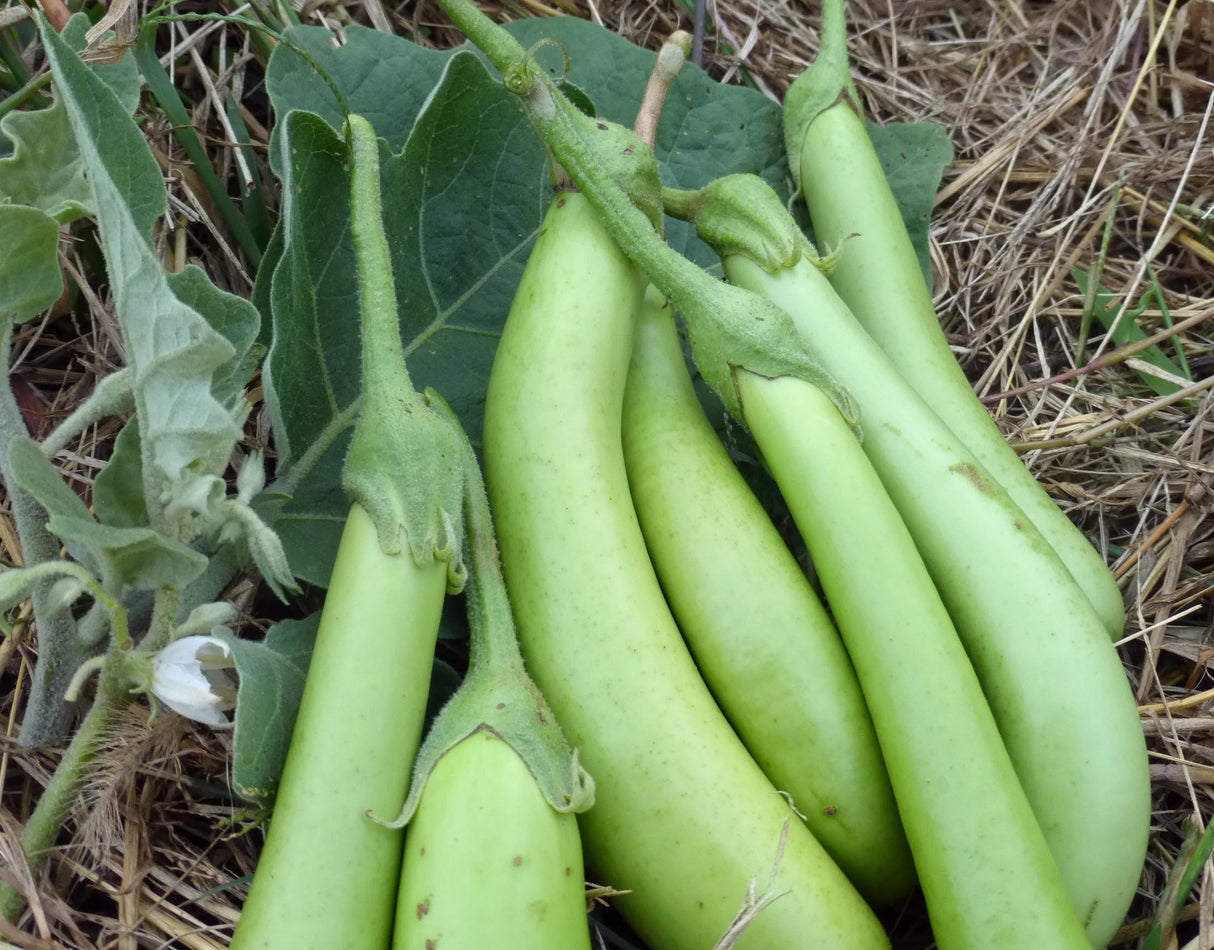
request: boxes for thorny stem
[0,320,86,747]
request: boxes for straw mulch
[1,0,1212,947]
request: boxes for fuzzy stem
[0,659,125,922]
[38,368,133,459]
[137,586,180,654]
[1,320,86,747]
[345,117,413,410]
[661,185,705,222]
[428,0,526,75]
[818,0,850,90]
[461,457,525,680]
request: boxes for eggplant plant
[0,13,296,923]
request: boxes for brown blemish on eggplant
[952,462,992,492]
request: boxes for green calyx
[679,280,858,430]
[663,175,818,273]
[341,387,468,592]
[783,0,861,192]
[342,114,467,592]
[384,663,595,829]
[571,114,664,232]
[378,447,595,829]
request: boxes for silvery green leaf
[0,206,63,321]
[173,601,238,640]
[0,12,136,225]
[212,501,298,602]
[49,517,209,592]
[45,575,88,615]
[236,451,267,504]
[0,561,96,632]
[37,16,243,533]
[92,419,146,528]
[9,437,208,591]
[0,99,92,224]
[166,266,261,407]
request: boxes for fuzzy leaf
[50,516,209,590]
[867,120,954,291]
[92,420,146,528]
[0,99,93,223]
[0,206,63,321]
[214,615,320,804]
[8,437,208,591]
[0,14,139,223]
[39,17,244,530]
[0,560,96,631]
[166,266,262,406]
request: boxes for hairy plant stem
[347,121,414,410]
[1,320,86,747]
[139,585,182,654]
[0,655,125,922]
[461,461,525,680]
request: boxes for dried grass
[1,0,1212,946]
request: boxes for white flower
[150,635,239,726]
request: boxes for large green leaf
[215,615,320,804]
[262,23,790,585]
[265,24,453,159]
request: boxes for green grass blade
[132,25,263,267]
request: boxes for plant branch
[1,319,86,747]
[0,655,126,922]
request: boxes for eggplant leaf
[215,615,320,804]
[0,207,63,321]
